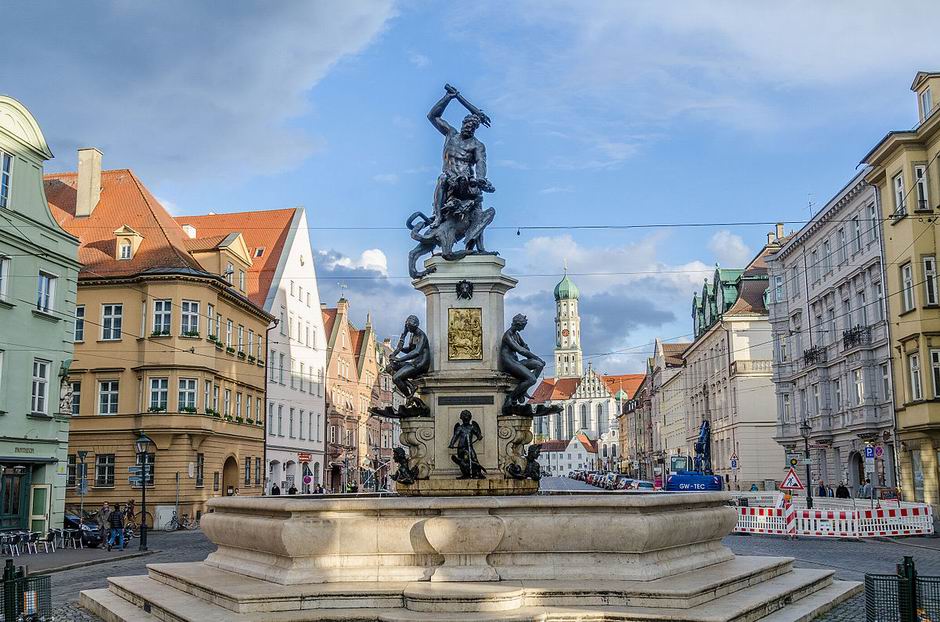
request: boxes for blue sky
[6,1,940,373]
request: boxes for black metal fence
[866,556,940,622]
[1,559,52,622]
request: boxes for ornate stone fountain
[80,84,860,621]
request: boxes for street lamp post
[799,420,813,509]
[135,432,153,551]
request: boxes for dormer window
[921,88,933,122]
[0,150,12,209]
[113,225,143,261]
[254,247,265,258]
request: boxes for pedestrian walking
[107,505,126,551]
[287,485,297,495]
[835,482,850,499]
[271,484,280,496]
[96,502,112,534]
[859,478,872,499]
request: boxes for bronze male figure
[500,314,546,414]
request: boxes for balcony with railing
[842,325,872,351]
[730,359,773,376]
[802,345,826,368]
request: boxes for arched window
[596,403,604,422]
[602,444,608,458]
[580,404,588,429]
[566,405,574,439]
[119,240,132,260]
[611,444,617,458]
[553,412,562,439]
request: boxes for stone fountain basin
[201,491,737,586]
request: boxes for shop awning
[0,456,59,465]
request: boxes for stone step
[83,566,848,621]
[142,556,795,614]
[79,588,160,622]
[757,581,862,622]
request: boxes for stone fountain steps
[79,556,860,621]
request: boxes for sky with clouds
[5,0,940,374]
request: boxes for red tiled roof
[600,374,645,399]
[575,432,597,454]
[538,440,568,453]
[530,377,580,403]
[662,342,690,366]
[322,308,337,339]
[175,208,297,308]
[45,170,204,278]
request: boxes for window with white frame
[181,300,199,335]
[99,380,119,414]
[119,240,132,260]
[70,381,81,416]
[857,290,868,326]
[256,398,262,425]
[838,228,847,263]
[74,305,85,342]
[881,363,891,400]
[853,216,862,253]
[225,262,234,284]
[910,353,923,402]
[204,380,211,412]
[267,402,274,435]
[0,255,9,300]
[235,393,242,418]
[902,263,915,312]
[206,303,215,337]
[921,88,933,121]
[179,378,197,411]
[215,313,221,339]
[833,378,842,411]
[212,384,219,412]
[36,271,55,313]
[810,249,819,281]
[925,256,938,305]
[915,165,930,211]
[277,405,284,436]
[869,204,879,242]
[813,383,820,413]
[248,329,254,356]
[893,173,906,215]
[226,319,233,347]
[224,389,231,416]
[238,270,245,291]
[237,325,244,352]
[299,410,305,440]
[95,454,115,487]
[773,275,783,302]
[299,362,305,392]
[822,239,832,273]
[0,150,12,209]
[279,353,285,384]
[874,282,885,320]
[257,334,263,360]
[931,350,940,399]
[152,299,171,335]
[854,369,864,406]
[149,377,168,411]
[31,358,50,414]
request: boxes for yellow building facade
[863,72,940,507]
[46,153,272,525]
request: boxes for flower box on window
[150,330,171,338]
[180,406,197,414]
[147,406,166,413]
[237,351,247,359]
[247,355,256,364]
[225,346,236,354]
[182,331,200,338]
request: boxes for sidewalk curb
[874,536,940,551]
[27,549,156,575]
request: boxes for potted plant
[182,330,200,338]
[150,329,170,337]
[181,406,197,414]
[235,416,244,424]
[147,406,166,413]
[224,414,234,422]
[246,418,254,425]
[247,355,256,364]
[225,346,236,354]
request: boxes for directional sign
[779,467,805,491]
[128,465,152,474]
[865,457,876,473]
[128,476,143,485]
[864,446,875,459]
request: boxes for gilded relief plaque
[448,307,483,360]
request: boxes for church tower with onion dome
[553,269,583,378]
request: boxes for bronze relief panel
[448,307,483,360]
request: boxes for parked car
[64,512,104,548]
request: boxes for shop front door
[0,466,31,530]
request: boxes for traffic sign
[779,467,805,491]
[303,475,313,485]
[865,457,876,473]
[874,445,884,458]
[297,452,312,463]
[730,458,738,470]
[128,465,152,474]
[864,446,875,459]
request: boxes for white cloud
[5,2,394,182]
[707,230,753,268]
[325,248,389,276]
[539,185,574,194]
[408,52,431,68]
[155,196,179,215]
[373,173,399,184]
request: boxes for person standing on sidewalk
[95,502,112,535]
[107,505,126,551]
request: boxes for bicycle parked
[162,510,199,531]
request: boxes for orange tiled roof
[530,377,580,403]
[575,432,597,454]
[322,308,337,339]
[600,374,645,399]
[175,208,297,308]
[538,440,569,453]
[45,170,204,278]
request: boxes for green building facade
[0,96,81,532]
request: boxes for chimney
[337,298,349,314]
[767,232,774,245]
[75,148,102,217]
[775,222,784,240]
[182,224,197,239]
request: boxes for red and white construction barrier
[734,503,933,538]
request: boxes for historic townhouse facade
[862,71,940,507]
[768,171,895,494]
[49,152,272,523]
[684,229,787,490]
[620,373,651,478]
[536,433,597,475]
[176,209,327,494]
[0,97,81,531]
